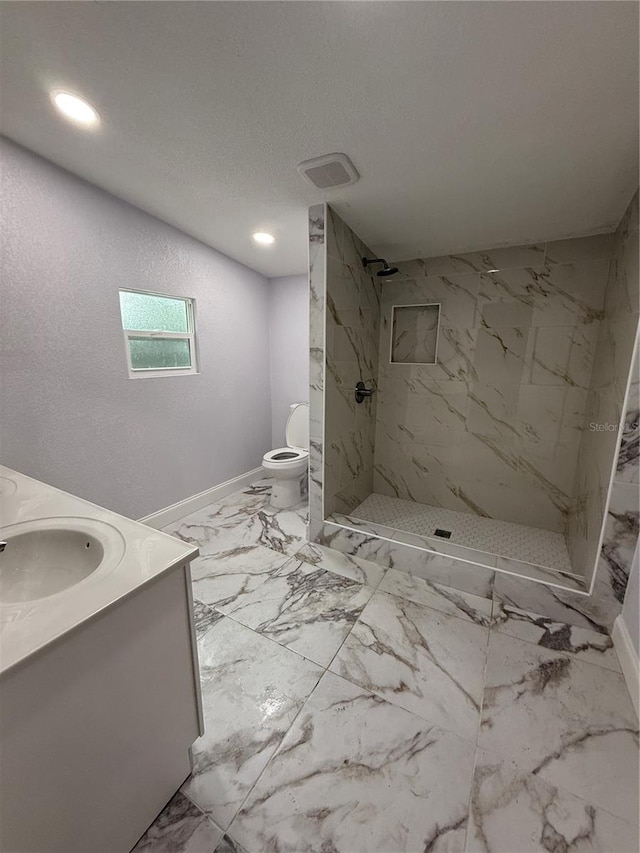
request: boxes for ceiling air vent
[297,153,359,189]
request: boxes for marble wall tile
[591,479,640,617]
[312,197,638,630]
[323,206,380,516]
[616,341,639,484]
[318,520,393,567]
[544,232,614,264]
[390,303,439,363]
[318,516,497,598]
[308,203,325,538]
[388,535,496,599]
[494,556,585,590]
[374,240,610,531]
[568,191,639,591]
[395,243,546,278]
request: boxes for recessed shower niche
[308,200,639,631]
[390,304,440,364]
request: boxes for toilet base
[270,475,304,509]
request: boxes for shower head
[362,257,399,277]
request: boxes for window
[119,289,198,378]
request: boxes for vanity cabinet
[0,563,203,853]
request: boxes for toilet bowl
[262,402,309,509]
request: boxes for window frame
[119,288,199,379]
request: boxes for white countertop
[0,466,199,676]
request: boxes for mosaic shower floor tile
[350,492,575,576]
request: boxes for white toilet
[262,402,309,509]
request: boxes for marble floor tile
[141,479,635,853]
[330,590,489,741]
[229,671,475,853]
[479,632,639,825]
[192,599,225,639]
[182,616,322,829]
[294,540,386,586]
[467,749,639,853]
[163,490,270,537]
[213,835,249,853]
[191,545,293,607]
[260,502,309,545]
[169,516,257,559]
[379,568,495,626]
[170,503,308,562]
[132,791,223,853]
[222,559,373,667]
[492,571,616,634]
[492,603,621,673]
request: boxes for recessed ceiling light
[50,90,100,127]
[252,231,275,246]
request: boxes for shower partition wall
[308,198,639,634]
[322,210,382,517]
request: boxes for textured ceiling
[0,1,637,277]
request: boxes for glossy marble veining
[373,240,613,534]
[133,479,638,852]
[310,200,639,657]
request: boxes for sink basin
[0,517,126,604]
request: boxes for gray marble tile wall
[308,203,325,542]
[323,207,382,516]
[308,197,639,633]
[567,192,639,583]
[373,236,614,536]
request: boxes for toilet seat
[262,446,309,470]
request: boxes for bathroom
[0,2,638,852]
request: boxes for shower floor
[350,493,576,577]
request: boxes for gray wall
[268,275,309,446]
[0,138,272,519]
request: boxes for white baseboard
[139,467,264,530]
[612,615,639,719]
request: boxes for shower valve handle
[355,381,374,404]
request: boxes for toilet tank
[286,403,309,450]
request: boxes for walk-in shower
[308,200,639,625]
